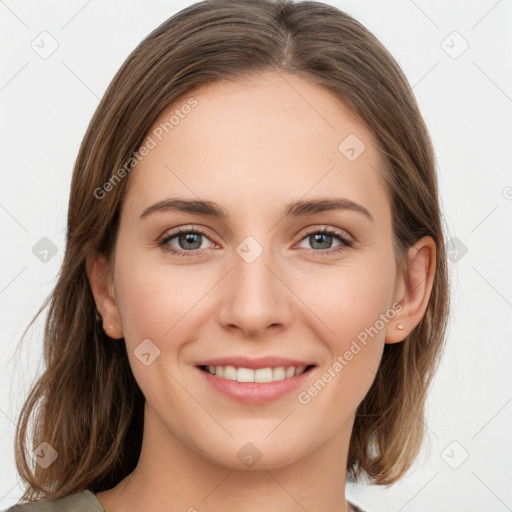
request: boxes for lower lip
[196,366,315,404]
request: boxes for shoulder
[2,490,104,512]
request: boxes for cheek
[113,245,210,340]
[295,254,395,397]
[296,279,392,419]
[299,256,396,344]
[112,249,207,403]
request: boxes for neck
[96,405,354,512]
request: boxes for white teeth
[285,366,296,378]
[272,367,286,381]
[294,366,305,376]
[237,367,254,382]
[223,365,237,381]
[255,368,273,383]
[204,365,310,382]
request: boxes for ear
[85,251,124,339]
[385,235,436,344]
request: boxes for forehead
[122,71,390,225]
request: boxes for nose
[215,245,293,337]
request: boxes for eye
[296,227,353,256]
[157,225,353,258]
[158,226,216,257]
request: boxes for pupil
[179,233,201,250]
[311,233,332,250]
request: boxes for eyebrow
[139,197,373,222]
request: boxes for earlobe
[385,236,436,344]
[85,251,124,339]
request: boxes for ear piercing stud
[95,310,115,333]
[397,323,404,330]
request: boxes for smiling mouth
[198,364,316,383]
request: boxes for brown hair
[12,0,450,501]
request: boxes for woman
[5,0,450,511]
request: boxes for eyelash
[157,226,354,258]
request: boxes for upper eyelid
[300,225,352,239]
[160,226,216,244]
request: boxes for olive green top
[2,490,104,512]
[3,490,367,511]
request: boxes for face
[93,71,409,470]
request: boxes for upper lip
[195,356,316,370]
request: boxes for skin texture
[87,71,436,512]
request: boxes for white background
[1,1,511,511]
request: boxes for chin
[195,432,313,471]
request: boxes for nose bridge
[217,234,290,335]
